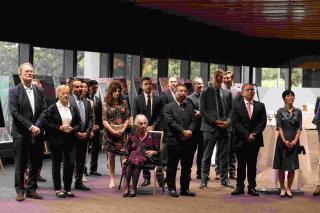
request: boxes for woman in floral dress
[102,80,130,188]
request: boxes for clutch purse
[297,145,306,155]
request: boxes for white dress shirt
[56,100,72,126]
[23,84,35,115]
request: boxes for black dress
[272,107,302,171]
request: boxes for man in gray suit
[199,69,233,189]
[215,71,242,180]
[187,77,204,179]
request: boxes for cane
[118,153,130,190]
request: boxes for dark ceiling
[0,0,320,67]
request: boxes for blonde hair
[224,70,234,77]
[56,85,70,95]
[192,77,203,86]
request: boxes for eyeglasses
[245,88,255,91]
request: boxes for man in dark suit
[88,80,103,176]
[187,77,204,180]
[231,84,267,196]
[199,69,233,189]
[9,63,47,201]
[160,76,178,168]
[132,77,163,186]
[164,83,197,197]
[69,79,93,190]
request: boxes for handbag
[297,145,306,155]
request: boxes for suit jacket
[44,103,81,148]
[9,83,47,139]
[132,93,163,130]
[69,94,93,140]
[164,99,197,146]
[161,89,175,105]
[231,98,267,148]
[200,86,232,132]
[187,92,200,111]
[91,95,103,129]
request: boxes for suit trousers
[235,144,260,189]
[90,131,101,172]
[215,132,236,175]
[201,129,230,182]
[166,142,196,191]
[193,130,204,177]
[75,138,88,185]
[50,143,75,191]
[13,138,43,194]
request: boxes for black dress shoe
[89,171,101,176]
[231,188,245,195]
[141,179,150,186]
[221,180,235,188]
[129,191,136,197]
[196,175,201,180]
[122,191,130,197]
[200,180,208,189]
[75,183,91,191]
[168,190,179,197]
[180,190,196,197]
[64,191,75,197]
[248,188,259,196]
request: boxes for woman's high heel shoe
[129,190,136,197]
[280,190,286,198]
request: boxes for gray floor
[0,152,122,200]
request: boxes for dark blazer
[68,94,93,140]
[164,99,197,146]
[231,98,267,148]
[200,86,232,132]
[44,103,81,148]
[132,93,163,130]
[9,83,47,139]
[187,92,200,111]
[161,89,175,105]
[92,95,103,129]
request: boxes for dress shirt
[244,99,254,116]
[56,100,72,126]
[23,84,35,115]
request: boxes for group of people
[8,62,319,202]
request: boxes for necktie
[77,97,86,130]
[146,94,151,120]
[246,102,252,119]
[216,89,224,119]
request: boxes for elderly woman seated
[123,114,159,197]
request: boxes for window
[209,63,219,81]
[33,47,63,76]
[0,41,18,76]
[291,68,302,88]
[190,61,200,80]
[77,51,84,77]
[142,58,157,78]
[168,59,181,78]
[261,68,285,88]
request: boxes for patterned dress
[127,133,159,167]
[103,100,130,155]
[273,107,302,171]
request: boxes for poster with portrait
[96,78,113,104]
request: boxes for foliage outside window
[209,63,218,81]
[34,47,63,77]
[0,41,18,76]
[226,65,234,72]
[291,68,302,88]
[261,68,285,88]
[190,61,200,80]
[77,51,84,77]
[142,58,157,78]
[168,59,181,78]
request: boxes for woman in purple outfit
[123,114,159,197]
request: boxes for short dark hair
[141,77,152,83]
[282,89,295,100]
[89,79,98,87]
[176,83,186,89]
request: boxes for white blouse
[56,100,72,126]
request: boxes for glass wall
[261,67,286,88]
[77,51,84,77]
[0,41,18,76]
[190,61,200,80]
[291,68,302,88]
[33,47,64,76]
[168,59,181,78]
[209,63,219,81]
[142,57,157,78]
